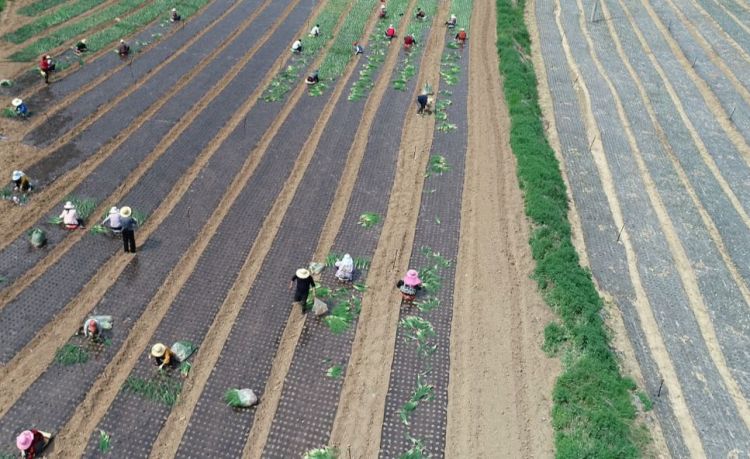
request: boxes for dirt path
[444,0,557,456]
[326,1,448,456]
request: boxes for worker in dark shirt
[16,429,52,459]
[289,268,316,312]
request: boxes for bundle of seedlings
[224,388,258,408]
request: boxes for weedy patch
[358,212,380,228]
[55,343,89,365]
[398,376,434,425]
[123,372,182,406]
[427,155,451,175]
[303,446,338,459]
[326,364,343,379]
[98,430,111,453]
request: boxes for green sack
[30,228,46,248]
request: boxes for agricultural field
[0,0,717,456]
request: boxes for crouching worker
[291,38,303,54]
[151,343,177,369]
[60,201,85,230]
[353,41,364,55]
[74,39,88,55]
[79,315,113,342]
[403,33,416,50]
[170,8,181,22]
[379,4,387,18]
[385,24,396,41]
[305,69,319,85]
[39,55,55,84]
[334,253,354,283]
[17,429,53,459]
[445,14,457,28]
[118,39,130,57]
[12,170,32,192]
[102,206,122,234]
[12,98,28,117]
[397,269,422,304]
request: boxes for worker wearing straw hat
[119,206,138,253]
[150,343,176,369]
[170,7,181,22]
[12,98,28,117]
[289,267,316,312]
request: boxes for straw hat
[119,206,132,217]
[11,170,23,181]
[16,430,34,451]
[120,39,125,44]
[63,201,75,210]
[296,268,311,279]
[109,206,119,214]
[151,343,166,358]
[403,269,421,286]
[171,8,177,12]
[81,39,87,44]
[11,98,22,107]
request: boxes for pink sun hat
[17,430,34,450]
[403,269,421,286]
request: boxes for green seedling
[123,372,182,406]
[324,302,355,334]
[353,257,370,270]
[326,364,343,379]
[398,376,434,425]
[415,297,440,313]
[428,155,451,175]
[2,108,16,118]
[98,430,111,453]
[352,282,366,292]
[399,437,427,459]
[325,252,342,267]
[90,224,109,235]
[358,212,380,228]
[303,446,338,459]
[179,361,192,377]
[0,187,12,200]
[315,286,331,299]
[308,82,327,97]
[55,343,89,365]
[19,0,69,16]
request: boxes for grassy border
[495,0,648,457]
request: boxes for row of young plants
[347,0,411,101]
[11,0,207,62]
[19,0,71,16]
[261,0,350,102]
[307,0,374,97]
[432,0,471,131]
[391,0,438,91]
[4,0,108,44]
[496,0,648,456]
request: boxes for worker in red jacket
[455,28,467,45]
[39,55,54,84]
[404,34,416,50]
[385,24,396,41]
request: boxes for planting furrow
[559,0,750,453]
[590,0,750,407]
[261,10,435,459]
[0,0,306,365]
[532,0,694,456]
[81,55,341,459]
[0,1,319,454]
[0,0,273,299]
[379,11,468,459]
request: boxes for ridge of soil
[0,0,279,291]
[444,0,556,456]
[326,1,448,456]
[0,0,306,417]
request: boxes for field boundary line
[0,0,280,309]
[553,1,706,455]
[0,0,307,417]
[579,0,750,435]
[327,0,449,456]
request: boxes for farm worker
[74,39,88,55]
[289,268,316,312]
[151,343,176,369]
[416,93,430,114]
[396,269,422,303]
[102,206,122,233]
[39,55,54,84]
[309,23,320,37]
[305,70,319,85]
[119,206,138,253]
[334,254,354,282]
[385,24,396,41]
[12,98,28,117]
[170,8,181,22]
[16,429,52,459]
[353,41,364,55]
[446,14,457,28]
[12,170,32,192]
[455,28,467,44]
[118,39,130,57]
[415,7,426,20]
[379,4,387,19]
[60,201,84,230]
[403,34,416,49]
[291,38,303,54]
[83,317,101,340]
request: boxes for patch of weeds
[55,343,89,365]
[326,364,343,379]
[122,371,181,406]
[89,224,109,235]
[303,446,338,459]
[428,155,451,175]
[399,437,427,459]
[636,390,653,411]
[437,122,457,132]
[398,376,434,425]
[0,186,12,200]
[2,108,17,118]
[542,321,566,356]
[19,0,69,16]
[131,209,148,224]
[98,430,111,453]
[358,212,380,228]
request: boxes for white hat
[151,343,166,358]
[12,98,22,107]
[64,201,75,210]
[109,206,119,214]
[11,170,23,181]
[171,8,177,11]
[120,39,125,43]
[296,268,311,279]
[81,39,87,44]
[119,206,132,217]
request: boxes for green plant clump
[19,0,70,16]
[391,0,438,91]
[303,446,338,459]
[398,376,434,425]
[358,212,380,228]
[4,0,108,44]
[326,364,343,379]
[496,0,646,456]
[98,430,111,453]
[123,372,182,406]
[55,343,90,365]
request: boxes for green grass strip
[495,0,648,457]
[19,0,70,17]
[262,0,351,102]
[4,0,108,44]
[123,373,182,406]
[391,0,438,91]
[0,0,6,14]
[313,0,372,86]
